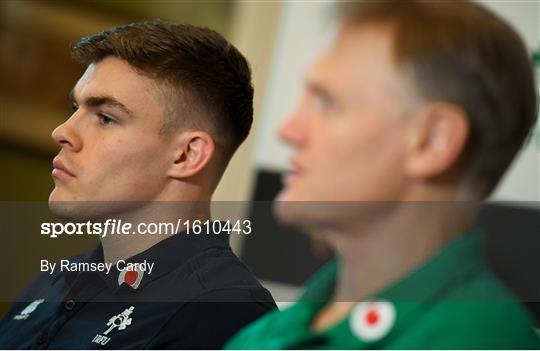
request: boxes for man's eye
[317,94,334,110]
[98,114,116,125]
[71,103,79,112]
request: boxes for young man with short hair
[0,21,275,349]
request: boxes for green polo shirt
[226,230,540,349]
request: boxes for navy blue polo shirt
[0,229,276,349]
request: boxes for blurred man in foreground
[227,1,539,348]
[0,20,275,349]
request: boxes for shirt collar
[54,227,230,294]
[300,228,485,304]
[379,228,484,302]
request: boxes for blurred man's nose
[278,107,308,148]
[51,113,82,152]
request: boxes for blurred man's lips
[282,159,304,185]
[282,168,302,186]
[52,159,75,180]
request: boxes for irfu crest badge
[92,306,134,346]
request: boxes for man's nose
[51,114,82,152]
[278,107,307,148]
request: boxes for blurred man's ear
[404,102,469,180]
[168,130,215,180]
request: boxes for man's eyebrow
[69,88,133,117]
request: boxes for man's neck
[326,202,476,303]
[99,201,211,263]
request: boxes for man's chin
[48,198,82,221]
[273,189,348,232]
[48,188,90,221]
[48,190,152,222]
[272,189,309,227]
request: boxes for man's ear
[169,131,215,180]
[404,102,469,180]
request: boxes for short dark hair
[340,0,537,197]
[72,19,253,165]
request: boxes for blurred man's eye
[71,102,79,112]
[315,92,335,111]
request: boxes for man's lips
[52,159,75,180]
[282,160,303,186]
[281,171,298,186]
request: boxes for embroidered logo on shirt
[13,299,45,320]
[118,268,144,289]
[350,300,395,342]
[91,306,134,346]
